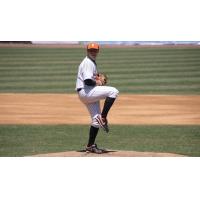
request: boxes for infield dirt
[0,94,200,125]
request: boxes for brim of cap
[87,47,99,50]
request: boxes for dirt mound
[32,150,184,157]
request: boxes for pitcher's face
[87,49,99,60]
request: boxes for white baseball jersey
[76,56,97,90]
[76,56,119,128]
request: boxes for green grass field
[0,125,200,156]
[0,47,200,93]
[0,46,200,156]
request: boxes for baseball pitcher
[76,42,119,154]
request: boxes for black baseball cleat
[95,114,109,133]
[86,144,104,154]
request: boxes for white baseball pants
[78,86,119,128]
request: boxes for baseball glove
[95,73,108,86]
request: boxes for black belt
[77,88,82,92]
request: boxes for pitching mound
[32,150,184,157]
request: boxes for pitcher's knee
[109,87,119,98]
[91,116,100,128]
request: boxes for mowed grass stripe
[100,47,200,54]
[103,67,200,74]
[1,71,200,82]
[2,77,199,86]
[111,71,200,78]
[2,58,200,67]
[116,86,200,94]
[1,50,200,57]
[0,48,84,55]
[0,61,79,66]
[1,81,199,94]
[0,84,199,94]
[1,48,199,60]
[1,65,199,74]
[0,72,199,81]
[111,77,200,84]
[1,75,199,85]
[1,49,199,65]
[0,63,199,72]
[0,47,200,94]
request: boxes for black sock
[87,126,99,147]
[101,97,116,118]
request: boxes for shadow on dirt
[77,149,117,154]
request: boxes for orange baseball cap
[87,42,100,50]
